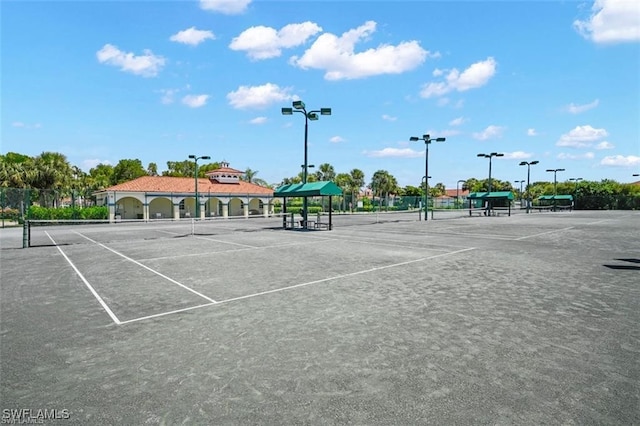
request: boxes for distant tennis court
[1,210,638,424]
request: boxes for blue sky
[2,0,639,188]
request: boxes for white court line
[194,235,259,248]
[119,246,476,325]
[515,226,574,241]
[118,302,217,325]
[45,232,121,325]
[73,231,217,303]
[157,229,258,248]
[217,247,476,305]
[138,238,335,262]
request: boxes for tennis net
[25,216,286,247]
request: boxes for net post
[191,217,195,236]
[23,220,29,248]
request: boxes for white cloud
[566,99,599,114]
[226,83,294,109]
[96,44,165,77]
[181,94,209,108]
[330,136,346,143]
[11,121,41,129]
[595,141,615,149]
[420,57,497,98]
[527,128,537,136]
[449,116,465,126]
[557,152,595,160]
[600,155,640,166]
[382,114,397,121]
[365,147,423,158]
[502,151,533,160]
[250,116,267,124]
[472,125,505,141]
[230,22,322,60]
[199,0,251,14]
[432,68,444,77]
[574,0,640,44]
[170,27,216,46]
[159,88,178,104]
[290,21,431,80]
[83,159,111,170]
[556,125,608,148]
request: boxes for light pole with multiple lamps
[514,180,524,206]
[188,154,210,219]
[282,100,331,228]
[569,177,583,210]
[519,160,539,213]
[477,152,503,214]
[409,134,446,221]
[546,168,565,211]
[456,179,466,209]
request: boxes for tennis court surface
[1,210,638,424]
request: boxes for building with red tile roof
[95,162,274,221]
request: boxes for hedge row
[28,206,109,220]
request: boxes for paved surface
[1,210,639,424]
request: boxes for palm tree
[335,173,351,211]
[32,152,72,207]
[314,163,336,182]
[243,168,258,183]
[348,168,365,210]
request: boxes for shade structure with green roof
[274,181,343,198]
[274,181,343,230]
[467,191,514,214]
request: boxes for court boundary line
[515,226,574,241]
[73,231,218,304]
[119,247,476,325]
[45,231,122,325]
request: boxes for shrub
[28,206,108,220]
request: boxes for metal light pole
[546,168,565,212]
[569,177,583,210]
[457,179,465,209]
[188,154,210,219]
[477,152,503,215]
[519,160,539,213]
[410,134,446,221]
[282,101,331,228]
[514,180,524,207]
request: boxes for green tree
[370,170,399,209]
[403,185,422,197]
[243,168,258,183]
[348,168,365,208]
[112,159,146,184]
[147,163,158,176]
[314,163,336,182]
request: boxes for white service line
[194,236,259,248]
[118,302,217,325]
[217,247,476,305]
[515,226,574,240]
[119,246,476,325]
[46,231,121,325]
[138,238,336,262]
[73,231,217,303]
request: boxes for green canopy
[467,191,514,200]
[274,181,343,197]
[538,195,573,201]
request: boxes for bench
[314,221,330,230]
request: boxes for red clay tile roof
[444,188,469,197]
[103,176,273,195]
